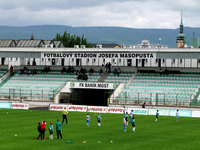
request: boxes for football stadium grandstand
[0,46,200,107]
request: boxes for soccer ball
[82,141,86,143]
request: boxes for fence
[109,92,193,107]
[0,88,57,101]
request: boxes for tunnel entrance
[62,89,113,106]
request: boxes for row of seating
[137,73,200,77]
[115,73,199,106]
[133,79,200,85]
[104,72,134,83]
[0,71,101,101]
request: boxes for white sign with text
[11,103,29,110]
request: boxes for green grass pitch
[0,109,200,150]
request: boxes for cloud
[0,0,145,10]
[0,0,199,28]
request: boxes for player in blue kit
[97,113,102,127]
[123,116,127,132]
[86,114,90,127]
[129,110,134,123]
[132,116,136,132]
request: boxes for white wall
[2,57,200,68]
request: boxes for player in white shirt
[155,110,159,122]
[123,106,126,115]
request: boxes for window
[112,59,115,63]
[162,59,165,63]
[145,59,148,63]
[103,59,105,63]
[93,59,96,63]
[48,58,50,61]
[172,59,175,63]
[87,58,89,63]
[179,59,182,63]
[119,59,121,63]
[72,58,74,62]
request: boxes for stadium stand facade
[0,47,200,107]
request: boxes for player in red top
[40,121,46,140]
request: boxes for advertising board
[0,102,12,109]
[11,103,29,110]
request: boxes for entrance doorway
[142,59,145,67]
[136,59,138,67]
[158,59,161,67]
[52,59,56,65]
[66,89,112,106]
[61,59,65,66]
[1,58,5,65]
[127,59,132,66]
[76,59,81,66]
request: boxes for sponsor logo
[70,82,75,88]
[107,108,123,112]
[68,106,87,110]
[113,83,118,89]
[12,104,28,108]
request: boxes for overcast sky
[0,0,199,28]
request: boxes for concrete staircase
[97,72,109,82]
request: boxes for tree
[53,31,92,48]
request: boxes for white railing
[0,71,10,84]
[109,83,124,102]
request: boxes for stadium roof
[53,41,64,48]
[0,47,200,53]
[16,40,44,47]
[0,39,64,48]
[0,40,16,47]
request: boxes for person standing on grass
[129,110,134,123]
[62,107,68,125]
[97,113,102,127]
[49,122,53,140]
[123,106,126,115]
[40,121,46,140]
[123,116,127,132]
[86,114,90,127]
[155,110,159,122]
[176,109,179,122]
[132,116,136,132]
[125,112,129,125]
[37,122,41,139]
[56,119,63,139]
